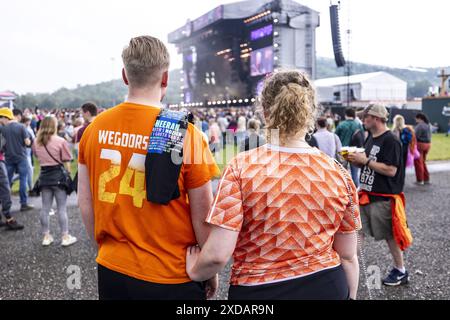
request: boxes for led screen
[250,46,273,77]
[250,25,273,41]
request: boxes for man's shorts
[360,200,393,241]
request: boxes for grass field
[428,133,450,161]
[10,134,449,193]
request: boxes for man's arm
[367,161,397,177]
[187,181,214,247]
[347,152,398,177]
[77,163,97,248]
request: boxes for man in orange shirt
[78,36,220,300]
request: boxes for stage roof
[168,0,318,44]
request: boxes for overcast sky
[1,0,448,94]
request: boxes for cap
[363,104,389,121]
[0,107,14,120]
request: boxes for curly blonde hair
[261,70,318,144]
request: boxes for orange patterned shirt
[206,145,361,286]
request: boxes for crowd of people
[0,34,436,300]
[0,103,98,242]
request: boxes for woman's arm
[333,232,359,300]
[186,225,239,282]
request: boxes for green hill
[13,59,448,109]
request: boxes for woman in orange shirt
[186,70,361,300]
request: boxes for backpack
[350,129,365,148]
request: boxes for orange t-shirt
[206,145,361,286]
[78,102,220,284]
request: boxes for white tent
[314,72,407,107]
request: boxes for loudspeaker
[330,5,346,68]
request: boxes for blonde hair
[36,116,58,146]
[122,36,170,88]
[393,115,406,132]
[248,119,261,132]
[261,70,318,143]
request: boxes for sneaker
[42,234,54,246]
[20,204,35,212]
[5,219,24,231]
[49,209,55,216]
[61,235,77,247]
[414,181,425,186]
[383,268,409,286]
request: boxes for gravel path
[1,168,449,300]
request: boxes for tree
[408,80,432,99]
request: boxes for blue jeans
[350,164,360,188]
[6,159,29,205]
[0,161,12,218]
[26,148,34,190]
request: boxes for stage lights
[193,97,260,107]
[216,48,232,56]
[244,10,272,24]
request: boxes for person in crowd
[0,108,34,211]
[392,115,417,170]
[76,102,98,144]
[21,115,36,195]
[313,117,342,159]
[227,114,238,145]
[57,121,71,142]
[32,116,77,247]
[0,108,24,230]
[201,117,209,134]
[208,119,221,155]
[78,35,220,300]
[335,108,365,187]
[235,113,247,147]
[186,70,361,300]
[72,118,84,160]
[240,119,266,152]
[325,112,336,132]
[414,113,432,185]
[216,112,229,148]
[348,104,411,287]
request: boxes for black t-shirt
[360,130,405,194]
